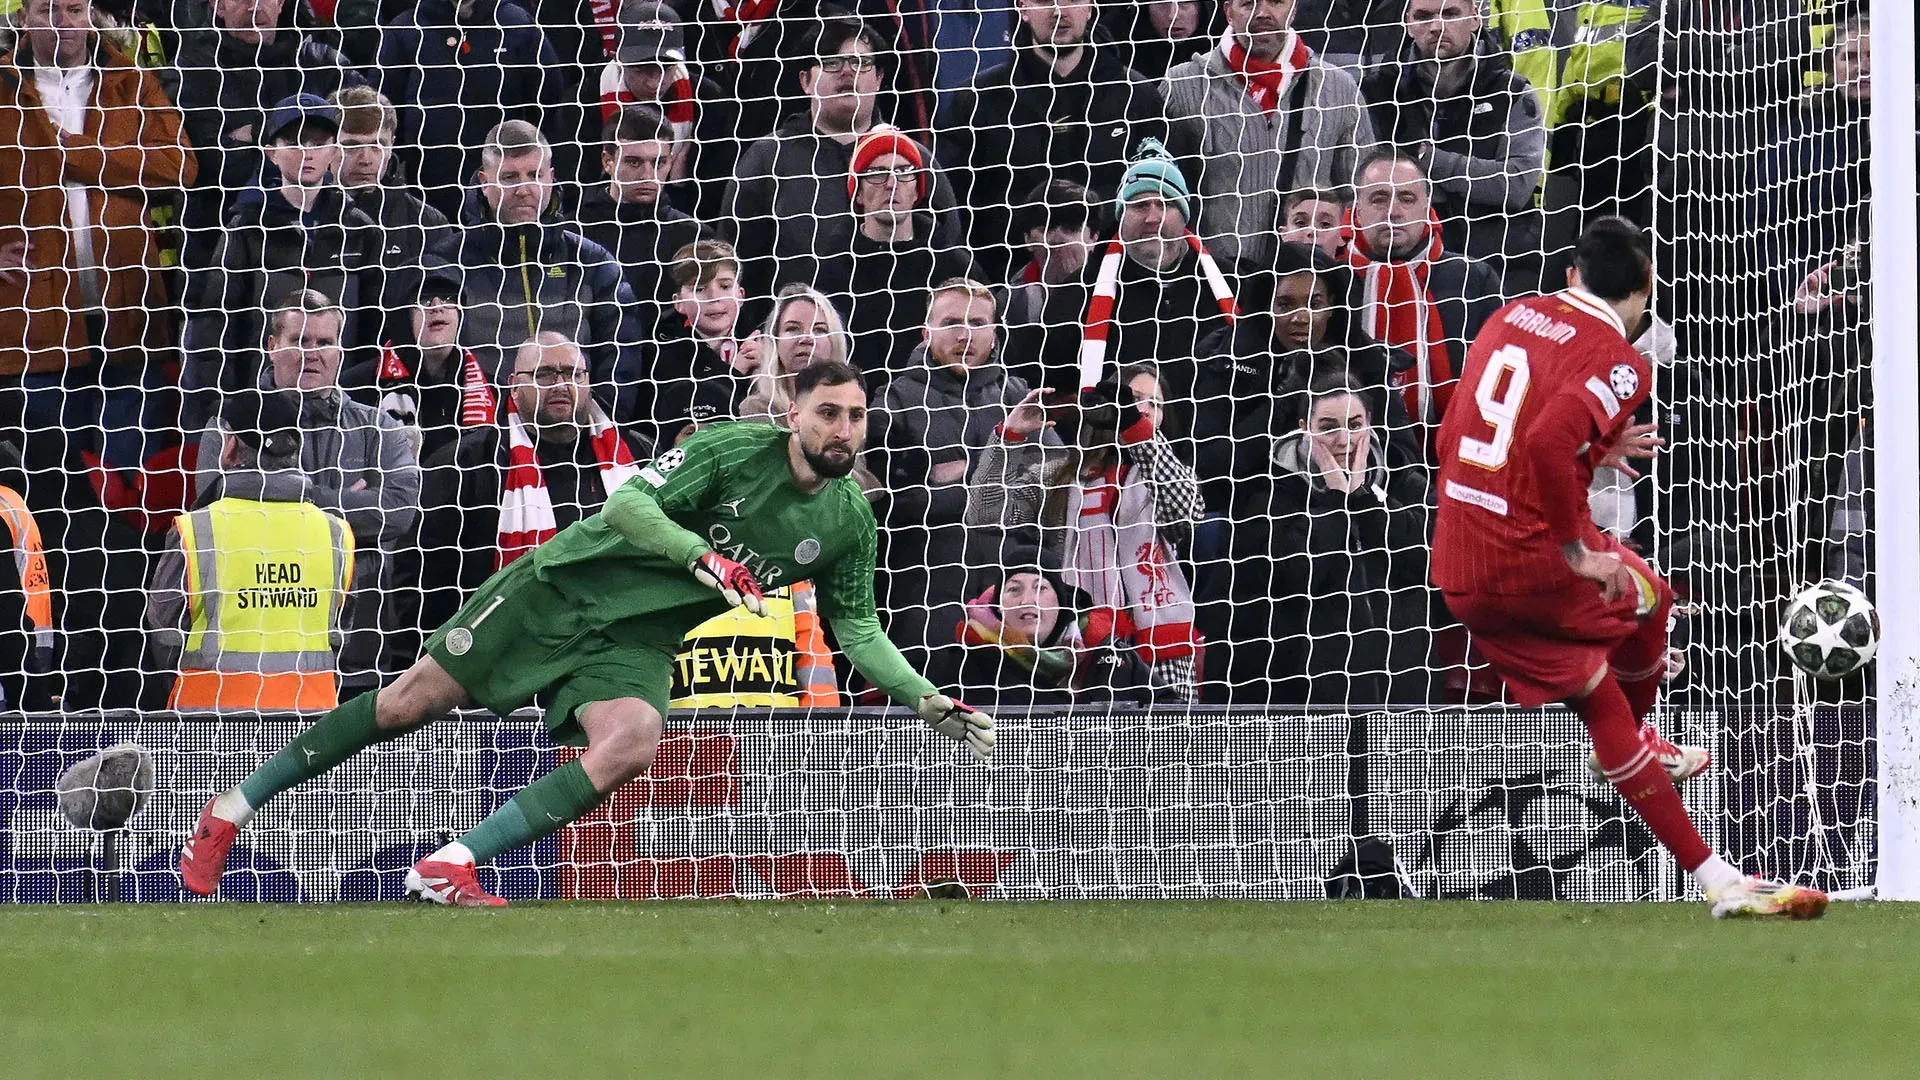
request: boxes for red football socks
[1576,674,1713,872]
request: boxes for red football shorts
[1443,536,1671,707]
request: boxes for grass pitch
[1,901,1914,1079]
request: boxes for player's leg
[180,657,474,896]
[1585,551,1711,782]
[1572,664,1826,918]
[407,697,665,906]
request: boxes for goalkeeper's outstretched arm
[833,613,995,761]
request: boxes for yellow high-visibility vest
[171,497,354,711]
[671,581,840,709]
[1553,1,1652,125]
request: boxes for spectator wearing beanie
[786,126,976,382]
[1014,139,1236,437]
[722,17,964,300]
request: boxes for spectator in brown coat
[0,0,197,377]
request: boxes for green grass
[1,902,1915,1079]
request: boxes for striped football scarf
[1219,26,1310,114]
[1078,232,1237,390]
[377,342,497,428]
[495,400,640,569]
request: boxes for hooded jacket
[1198,426,1434,706]
[935,25,1177,279]
[0,37,198,374]
[453,191,644,423]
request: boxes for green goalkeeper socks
[458,759,606,863]
[238,691,394,809]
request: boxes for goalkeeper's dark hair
[793,360,863,399]
[1572,215,1653,301]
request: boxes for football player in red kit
[1432,217,1827,920]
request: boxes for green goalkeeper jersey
[531,423,877,636]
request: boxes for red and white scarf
[710,0,781,54]
[1345,211,1455,425]
[598,60,697,137]
[1065,462,1196,665]
[377,342,497,428]
[496,401,641,568]
[1079,232,1237,390]
[1219,25,1311,114]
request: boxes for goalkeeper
[180,362,993,906]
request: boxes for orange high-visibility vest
[0,485,53,666]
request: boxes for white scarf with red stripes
[1064,461,1196,663]
[597,60,698,138]
[496,402,641,568]
[1078,232,1237,390]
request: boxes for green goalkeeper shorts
[423,556,675,747]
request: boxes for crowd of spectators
[0,0,1881,712]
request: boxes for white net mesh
[0,0,1885,900]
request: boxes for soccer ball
[1779,580,1880,680]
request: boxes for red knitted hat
[847,126,929,201]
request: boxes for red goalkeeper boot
[405,858,508,907]
[180,798,239,897]
[1589,721,1711,785]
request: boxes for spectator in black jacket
[181,94,380,427]
[1109,0,1220,81]
[935,0,1176,280]
[417,332,650,634]
[330,84,458,348]
[574,105,711,324]
[1198,371,1434,706]
[1190,242,1417,514]
[788,127,976,383]
[647,239,756,448]
[164,0,367,264]
[340,262,499,463]
[1003,178,1104,331]
[722,16,964,299]
[454,120,645,422]
[1360,0,1546,294]
[376,0,580,219]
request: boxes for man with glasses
[417,332,650,634]
[723,15,963,298]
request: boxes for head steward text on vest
[236,562,323,610]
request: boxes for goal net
[0,0,1887,900]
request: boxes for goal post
[1868,1,1919,901]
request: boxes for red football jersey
[1431,289,1651,595]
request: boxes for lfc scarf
[376,342,496,428]
[1064,462,1197,664]
[1345,212,1455,425]
[495,401,641,569]
[1079,232,1237,390]
[1219,25,1310,114]
[710,0,781,54]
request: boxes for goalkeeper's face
[791,381,868,479]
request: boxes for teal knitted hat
[1114,138,1192,221]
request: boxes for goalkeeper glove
[916,692,995,761]
[691,551,768,616]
